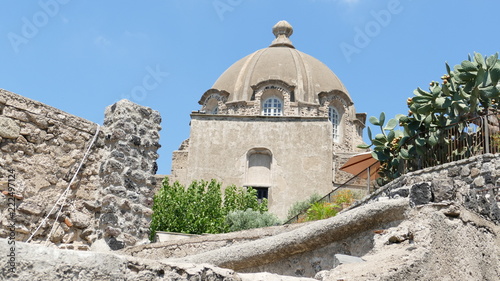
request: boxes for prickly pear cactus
[360,52,500,185]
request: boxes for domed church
[171,21,366,219]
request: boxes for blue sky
[1,0,500,175]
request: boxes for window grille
[329,106,340,142]
[262,97,283,116]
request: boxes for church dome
[208,20,350,105]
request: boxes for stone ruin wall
[0,89,161,250]
[350,153,500,223]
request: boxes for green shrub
[332,189,355,206]
[304,202,339,221]
[287,193,322,220]
[493,133,500,148]
[225,208,281,232]
[149,178,224,240]
[149,178,268,241]
[224,185,268,214]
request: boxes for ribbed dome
[210,21,350,104]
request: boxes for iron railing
[398,113,500,174]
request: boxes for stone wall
[170,139,189,184]
[348,153,500,224]
[0,89,161,250]
[98,100,162,249]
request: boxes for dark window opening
[253,187,269,202]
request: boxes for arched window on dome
[329,106,341,142]
[262,97,283,116]
[205,98,219,114]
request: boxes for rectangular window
[254,187,269,202]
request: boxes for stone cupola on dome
[269,20,294,48]
[171,21,367,219]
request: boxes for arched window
[329,106,340,142]
[246,149,272,201]
[205,98,219,114]
[209,106,218,114]
[262,97,283,116]
[247,152,271,185]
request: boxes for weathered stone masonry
[349,153,500,223]
[99,99,162,249]
[0,89,161,250]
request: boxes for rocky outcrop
[160,201,498,280]
[0,238,318,281]
[122,222,308,260]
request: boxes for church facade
[170,21,366,219]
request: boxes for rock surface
[0,116,20,139]
[0,238,311,281]
[332,254,365,268]
[2,189,500,281]
[315,204,500,281]
[2,200,499,281]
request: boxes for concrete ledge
[155,231,204,242]
[190,113,329,122]
[122,222,308,259]
[168,198,409,270]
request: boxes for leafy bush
[493,133,500,148]
[304,202,339,221]
[332,189,355,206]
[149,178,268,241]
[223,185,268,214]
[225,208,281,232]
[286,193,322,220]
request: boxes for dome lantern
[270,20,294,48]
